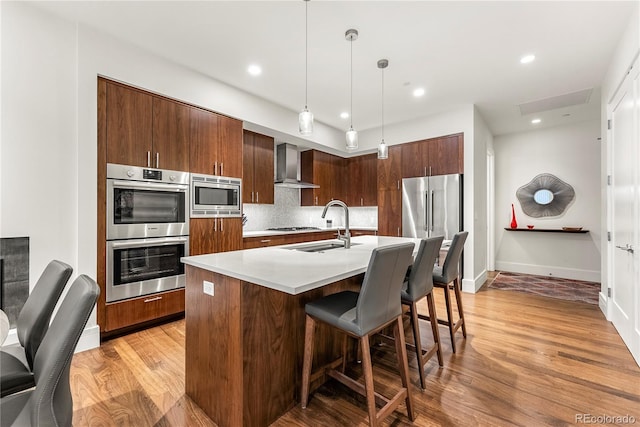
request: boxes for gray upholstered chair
[0,274,100,427]
[401,236,444,390]
[1,260,72,397]
[433,231,468,353]
[301,243,416,426]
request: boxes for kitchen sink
[285,241,362,253]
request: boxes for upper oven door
[107,179,189,240]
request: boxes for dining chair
[301,243,416,426]
[433,231,468,353]
[0,274,100,427]
[0,260,72,397]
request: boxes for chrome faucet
[321,200,351,249]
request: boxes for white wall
[472,107,492,289]
[494,120,602,282]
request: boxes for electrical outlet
[203,280,214,296]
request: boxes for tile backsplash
[243,187,377,231]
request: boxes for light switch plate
[203,280,214,296]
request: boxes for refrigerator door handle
[424,191,429,231]
[430,190,435,232]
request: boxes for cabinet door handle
[220,218,224,232]
[256,192,259,203]
[361,197,363,206]
[260,239,271,243]
[397,227,400,237]
[397,180,400,190]
[424,166,427,177]
[147,151,151,168]
[220,163,224,176]
[214,162,218,175]
[315,196,318,206]
[213,218,217,232]
[144,296,163,303]
[251,191,254,203]
[156,152,159,168]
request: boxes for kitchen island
[181,235,421,427]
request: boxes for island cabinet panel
[345,153,377,206]
[243,130,274,204]
[190,218,242,256]
[189,108,243,177]
[301,150,345,206]
[378,188,402,237]
[377,145,402,191]
[185,267,243,427]
[105,81,153,167]
[103,288,184,332]
[184,265,362,427]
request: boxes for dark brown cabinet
[377,188,402,237]
[301,150,345,206]
[243,130,274,204]
[377,145,402,191]
[190,218,243,256]
[345,154,377,206]
[105,80,189,171]
[190,108,243,177]
[104,289,185,333]
[401,133,463,178]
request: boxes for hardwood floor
[71,278,640,426]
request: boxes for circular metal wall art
[516,173,575,218]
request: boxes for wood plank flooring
[70,277,640,426]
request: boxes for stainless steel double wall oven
[106,164,189,303]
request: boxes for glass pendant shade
[377,140,388,159]
[346,127,358,150]
[299,108,313,135]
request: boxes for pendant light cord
[381,66,384,141]
[304,0,308,109]
[350,35,353,129]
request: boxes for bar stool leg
[360,334,378,427]
[426,292,444,366]
[442,281,457,353]
[393,315,415,421]
[453,277,467,337]
[341,334,348,373]
[407,302,427,390]
[301,315,316,408]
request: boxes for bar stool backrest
[355,243,415,336]
[405,236,444,301]
[438,232,468,283]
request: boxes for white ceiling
[32,1,635,136]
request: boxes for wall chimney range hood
[274,143,319,189]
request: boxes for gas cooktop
[266,227,321,232]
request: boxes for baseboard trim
[599,292,609,319]
[494,261,600,283]
[76,325,100,353]
[462,269,487,294]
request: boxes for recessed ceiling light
[531,118,542,124]
[340,112,349,119]
[520,54,536,64]
[247,64,262,76]
[413,88,425,97]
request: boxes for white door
[610,60,640,366]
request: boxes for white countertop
[242,226,377,238]
[181,235,421,295]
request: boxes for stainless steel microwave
[190,174,242,218]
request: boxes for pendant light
[345,29,358,150]
[298,0,313,135]
[377,59,389,159]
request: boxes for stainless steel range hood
[274,143,319,189]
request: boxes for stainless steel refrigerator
[402,174,462,242]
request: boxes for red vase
[510,204,518,229]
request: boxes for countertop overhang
[181,235,421,295]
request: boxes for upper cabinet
[189,108,243,177]
[243,130,274,204]
[401,133,464,178]
[345,154,377,206]
[105,81,189,171]
[301,150,345,206]
[377,145,402,191]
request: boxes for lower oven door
[106,236,189,303]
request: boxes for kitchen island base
[184,265,363,427]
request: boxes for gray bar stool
[300,243,416,426]
[433,231,468,353]
[401,236,444,390]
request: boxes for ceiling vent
[518,88,593,115]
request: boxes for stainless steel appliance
[190,173,242,218]
[107,163,189,240]
[106,236,188,302]
[402,174,462,241]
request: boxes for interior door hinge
[608,288,612,298]
[608,119,611,130]
[608,175,612,185]
[607,231,611,242]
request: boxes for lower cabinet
[190,218,243,255]
[104,288,185,332]
[242,229,375,249]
